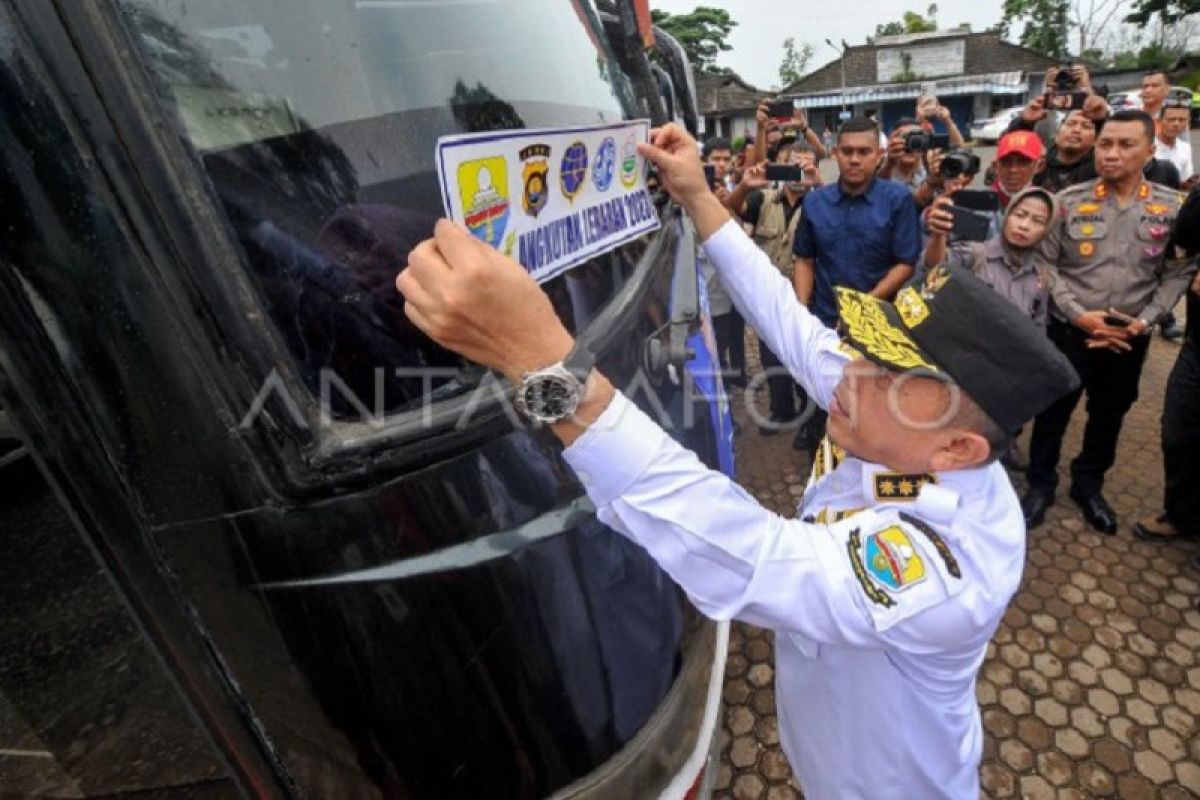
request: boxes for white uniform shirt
[563,220,1026,799]
[1155,136,1193,181]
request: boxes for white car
[969,106,1024,143]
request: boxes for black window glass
[118,0,647,421]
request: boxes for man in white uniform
[395,124,1080,799]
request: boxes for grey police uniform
[1028,178,1194,498]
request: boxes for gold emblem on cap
[836,288,939,373]
[895,287,930,328]
[922,265,952,297]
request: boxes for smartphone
[1045,91,1089,111]
[949,206,991,242]
[767,100,796,121]
[918,82,938,110]
[1103,314,1131,328]
[764,164,804,182]
[953,190,1002,213]
[703,163,717,189]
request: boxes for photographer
[880,117,928,193]
[729,143,822,431]
[749,101,827,168]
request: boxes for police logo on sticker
[458,156,510,248]
[1079,242,1096,257]
[519,144,551,218]
[865,525,927,593]
[592,136,617,192]
[560,140,589,202]
[620,133,639,188]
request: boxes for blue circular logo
[560,141,589,201]
[592,136,617,192]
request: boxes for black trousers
[712,310,746,383]
[1028,320,1151,496]
[757,337,798,420]
[1163,340,1200,532]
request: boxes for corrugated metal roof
[791,71,1026,109]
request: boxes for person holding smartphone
[1021,110,1196,535]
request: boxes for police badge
[519,144,551,218]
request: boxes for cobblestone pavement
[710,332,1200,800]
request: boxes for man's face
[995,152,1041,194]
[835,131,883,188]
[766,128,783,146]
[1003,196,1052,248]
[1161,108,1190,140]
[1095,119,1154,182]
[1055,111,1096,154]
[827,358,963,473]
[706,148,733,180]
[1141,73,1169,107]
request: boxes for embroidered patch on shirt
[1079,242,1096,257]
[900,511,963,579]
[847,528,896,608]
[874,472,937,500]
[1145,202,1170,215]
[1076,202,1100,214]
[863,525,927,593]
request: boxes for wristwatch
[514,346,595,425]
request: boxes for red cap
[996,130,1045,161]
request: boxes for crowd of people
[700,65,1199,546]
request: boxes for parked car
[970,106,1024,143]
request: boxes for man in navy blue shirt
[791,117,922,449]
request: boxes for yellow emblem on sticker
[1077,202,1100,213]
[836,289,939,373]
[458,156,510,248]
[1081,224,1096,235]
[864,525,927,593]
[895,287,930,328]
[1079,242,1096,257]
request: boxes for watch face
[522,373,578,421]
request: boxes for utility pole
[825,38,849,121]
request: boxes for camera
[902,130,951,152]
[1053,64,1077,92]
[939,149,981,180]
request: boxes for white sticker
[436,120,661,284]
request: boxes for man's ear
[929,429,993,472]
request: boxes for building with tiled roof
[694,70,764,142]
[782,28,1056,135]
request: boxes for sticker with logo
[519,144,551,218]
[864,525,927,593]
[591,136,617,192]
[620,132,639,188]
[458,156,510,248]
[560,140,588,202]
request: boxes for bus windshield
[119,0,646,420]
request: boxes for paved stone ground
[710,331,1200,799]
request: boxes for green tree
[649,6,737,75]
[874,5,940,38]
[1125,0,1200,25]
[998,0,1070,57]
[778,37,814,86]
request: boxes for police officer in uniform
[396,123,1079,799]
[1022,110,1196,534]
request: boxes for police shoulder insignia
[874,472,937,501]
[1137,183,1151,200]
[847,528,897,608]
[899,511,962,579]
